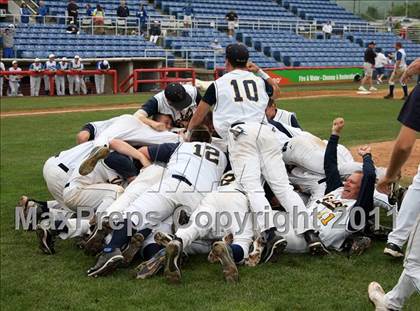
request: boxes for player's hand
[376,176,396,195]
[332,117,344,135]
[246,61,260,73]
[152,122,168,132]
[357,145,371,157]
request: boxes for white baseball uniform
[56,61,69,96]
[69,59,86,95]
[0,61,5,96]
[208,69,311,234]
[8,66,22,96]
[273,109,298,127]
[44,60,57,92]
[29,62,43,96]
[125,142,227,230]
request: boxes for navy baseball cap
[368,41,376,45]
[164,83,192,110]
[226,43,249,66]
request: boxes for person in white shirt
[375,49,389,84]
[7,60,22,96]
[56,57,70,96]
[69,55,87,95]
[29,58,44,96]
[0,61,5,97]
[44,54,57,93]
[95,59,110,94]
[322,21,333,39]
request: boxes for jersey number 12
[231,80,259,102]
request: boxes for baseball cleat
[154,231,174,247]
[79,146,109,176]
[304,230,329,256]
[383,94,393,99]
[134,248,166,280]
[210,241,239,283]
[369,87,377,91]
[246,237,264,267]
[261,229,287,263]
[87,249,124,277]
[121,233,144,265]
[383,242,404,258]
[83,222,111,256]
[368,282,389,311]
[36,223,55,255]
[18,196,44,230]
[164,239,182,284]
[348,236,372,257]
[358,86,368,91]
[388,183,407,212]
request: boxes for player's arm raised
[247,61,280,99]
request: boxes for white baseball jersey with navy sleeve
[29,63,44,72]
[45,60,57,71]
[395,48,407,70]
[207,69,271,139]
[8,67,22,82]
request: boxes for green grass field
[1,94,419,311]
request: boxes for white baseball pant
[30,76,41,96]
[43,75,50,91]
[384,214,420,310]
[227,122,311,234]
[42,156,72,210]
[0,77,3,96]
[63,182,124,214]
[55,75,66,96]
[288,167,326,208]
[175,188,254,259]
[94,74,105,94]
[68,75,75,95]
[8,80,19,96]
[388,165,420,247]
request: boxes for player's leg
[68,75,74,95]
[30,76,35,96]
[35,77,41,96]
[399,69,409,99]
[74,75,80,94]
[94,74,100,94]
[42,157,70,207]
[80,76,87,95]
[44,75,49,91]
[369,215,420,310]
[385,166,420,257]
[0,77,3,96]
[385,69,397,98]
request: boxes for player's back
[167,142,227,193]
[213,69,270,139]
[57,141,95,172]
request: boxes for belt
[282,141,289,152]
[58,163,69,173]
[230,121,245,128]
[172,174,192,186]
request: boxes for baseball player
[29,58,44,96]
[44,54,57,93]
[374,48,389,84]
[359,41,377,92]
[0,61,5,96]
[94,59,110,95]
[370,65,420,309]
[384,42,409,100]
[86,125,227,277]
[265,99,301,128]
[133,82,201,130]
[7,60,22,96]
[69,55,87,95]
[187,43,327,260]
[56,57,70,96]
[159,171,254,283]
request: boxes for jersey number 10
[231,80,259,102]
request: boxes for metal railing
[143,48,218,68]
[1,13,73,25]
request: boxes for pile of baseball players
[16,44,419,310]
[0,55,110,97]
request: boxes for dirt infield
[350,139,420,178]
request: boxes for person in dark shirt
[225,10,238,38]
[369,58,420,311]
[359,41,377,92]
[67,0,79,24]
[66,21,79,34]
[117,0,130,18]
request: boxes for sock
[402,85,408,96]
[230,244,244,263]
[263,227,277,240]
[104,219,133,252]
[142,243,163,261]
[137,228,152,239]
[389,85,395,96]
[54,220,68,234]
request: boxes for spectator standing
[7,60,22,96]
[374,48,389,84]
[1,25,16,58]
[69,55,87,95]
[85,4,93,16]
[136,4,148,35]
[322,21,333,39]
[359,41,377,92]
[29,58,44,96]
[117,1,130,18]
[56,57,70,96]
[66,20,79,34]
[0,61,5,96]
[36,1,49,23]
[67,0,79,24]
[93,4,105,34]
[225,9,238,38]
[183,0,194,29]
[44,54,57,93]
[20,2,31,24]
[149,20,161,44]
[386,16,393,32]
[95,59,110,94]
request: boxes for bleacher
[347,32,420,62]
[237,29,364,67]
[156,0,300,22]
[165,29,282,69]
[12,24,170,59]
[279,0,366,25]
